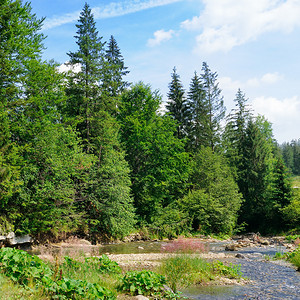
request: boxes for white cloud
[219,72,283,92]
[58,62,81,73]
[252,95,300,142]
[147,29,175,47]
[43,0,183,30]
[181,0,300,53]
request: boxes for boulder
[225,244,238,251]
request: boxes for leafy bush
[85,255,122,274]
[287,247,300,271]
[48,277,116,300]
[0,247,52,286]
[121,270,166,296]
[211,261,242,279]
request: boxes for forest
[1,0,299,243]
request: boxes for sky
[29,0,300,143]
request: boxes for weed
[161,238,208,253]
[120,269,166,296]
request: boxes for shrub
[48,277,116,300]
[287,247,300,271]
[0,247,52,286]
[159,254,212,292]
[120,270,166,296]
[211,261,242,279]
[85,255,122,274]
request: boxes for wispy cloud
[43,0,182,30]
[181,0,300,53]
[147,29,175,47]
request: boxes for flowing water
[31,240,300,299]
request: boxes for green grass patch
[287,247,300,271]
[158,254,242,292]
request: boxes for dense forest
[1,0,299,242]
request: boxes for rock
[225,244,238,251]
[135,295,149,300]
[260,239,270,246]
[138,246,144,249]
[4,232,32,246]
[235,253,245,259]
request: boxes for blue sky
[30,0,300,143]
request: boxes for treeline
[281,139,300,175]
[0,0,299,242]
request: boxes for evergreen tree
[186,72,207,151]
[200,62,225,150]
[223,89,252,176]
[103,35,129,98]
[238,117,275,231]
[166,67,189,139]
[65,4,136,239]
[66,2,105,152]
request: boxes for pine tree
[166,67,189,139]
[238,117,275,231]
[200,62,225,151]
[66,2,105,152]
[103,35,129,98]
[186,71,207,151]
[65,4,136,239]
[223,89,252,176]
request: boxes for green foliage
[211,261,242,279]
[282,189,300,231]
[85,255,122,274]
[48,277,116,300]
[280,139,300,175]
[159,254,242,293]
[119,82,190,222]
[199,62,225,151]
[166,67,189,140]
[286,247,300,271]
[181,147,242,234]
[121,270,166,296]
[0,247,52,286]
[159,254,212,292]
[0,248,116,299]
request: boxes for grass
[157,254,242,292]
[0,245,244,299]
[287,247,300,271]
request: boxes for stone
[225,244,237,251]
[235,253,245,259]
[260,239,270,246]
[135,295,149,300]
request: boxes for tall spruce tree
[65,3,136,239]
[238,116,275,231]
[103,35,129,98]
[166,67,189,139]
[223,89,252,176]
[66,2,105,152]
[200,62,225,151]
[186,71,207,151]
